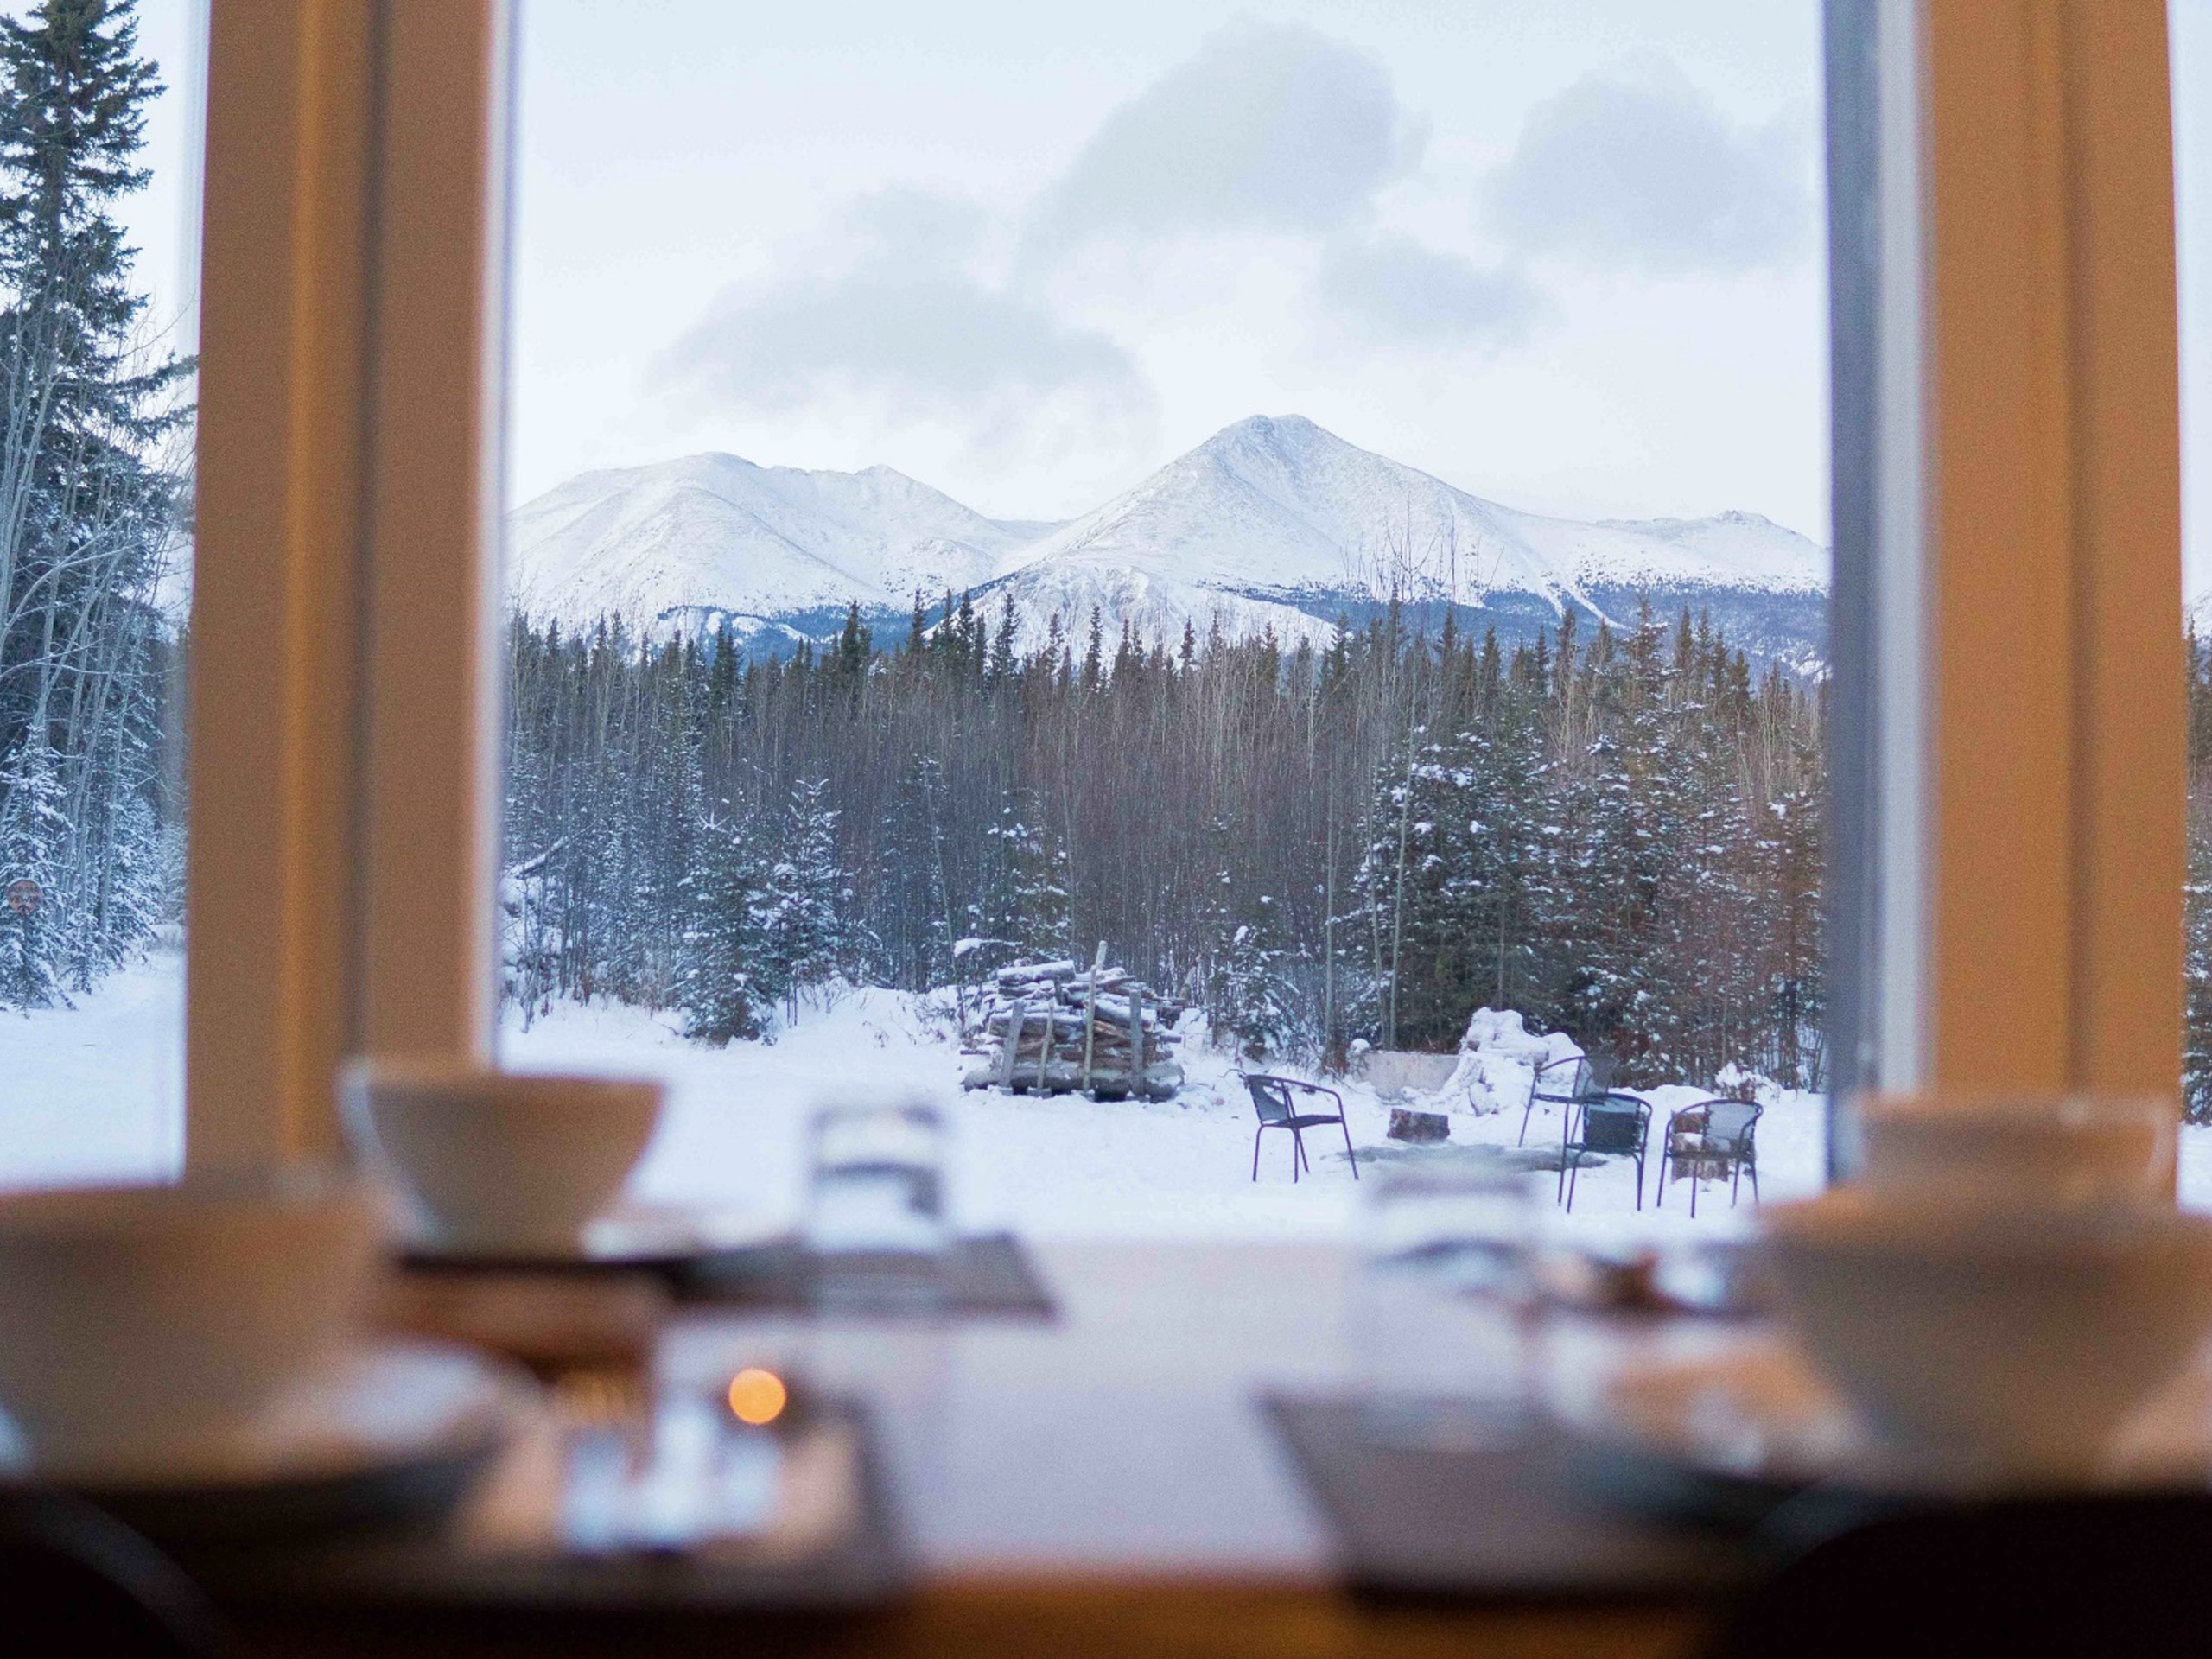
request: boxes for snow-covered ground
[11,954,2212,1237]
[498,983,1831,1245]
[0,947,185,1189]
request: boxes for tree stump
[1387,1107,1450,1143]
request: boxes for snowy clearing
[11,955,2212,1237]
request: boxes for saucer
[400,1202,777,1274]
[0,1340,523,1545]
[1565,1336,2212,1526]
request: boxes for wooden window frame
[187,0,509,1167]
[1825,0,2183,1176]
[181,0,2183,1168]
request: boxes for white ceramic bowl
[0,1168,380,1473]
[343,1062,663,1253]
[1858,1092,2174,1207]
[1766,1192,2212,1480]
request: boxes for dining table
[215,1238,1758,1659]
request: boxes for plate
[1564,1336,2212,1528]
[2,1341,524,1546]
[399,1203,778,1274]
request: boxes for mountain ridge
[507,416,1828,667]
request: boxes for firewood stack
[960,955,1185,1101]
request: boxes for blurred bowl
[1857,1092,2172,1207]
[343,1062,662,1254]
[0,1168,379,1473]
[1766,1191,2212,1481]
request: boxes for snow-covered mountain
[507,416,1828,665]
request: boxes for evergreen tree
[0,740,67,1007]
[0,1,188,1007]
[759,777,854,1016]
[678,804,768,1045]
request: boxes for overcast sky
[504,0,1829,535]
[99,1,2212,594]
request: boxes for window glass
[2174,0,2212,1206]
[0,0,198,1190]
[502,0,1831,1243]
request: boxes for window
[498,1,1834,1238]
[0,0,200,1191]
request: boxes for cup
[1765,1189,2212,1480]
[0,1167,380,1474]
[342,1061,664,1253]
[1857,1092,2173,1208]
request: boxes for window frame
[1824,0,2183,1178]
[187,0,509,1168]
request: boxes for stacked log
[960,956,1185,1101]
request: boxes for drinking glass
[802,1097,950,1313]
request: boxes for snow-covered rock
[1431,1007,1586,1119]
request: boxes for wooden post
[1001,1000,1027,1092]
[1080,941,1103,1097]
[1131,986,1147,1099]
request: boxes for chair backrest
[1532,1054,1591,1102]
[1244,1075,1297,1126]
[1578,1096,1646,1154]
[1702,1098,1760,1150]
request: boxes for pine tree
[0,740,67,1007]
[759,777,854,1016]
[0,2,189,1003]
[677,804,768,1044]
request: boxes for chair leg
[1340,1116,1359,1179]
[1557,1113,1573,1204]
[1252,1127,1264,1183]
[1689,1161,1700,1218]
[1518,1104,1533,1147]
[1633,1153,1644,1211]
[1291,1128,1304,1183]
[1656,1148,1666,1208]
[1565,1154,1578,1212]
[1732,1161,1743,1207]
[1749,1158,1760,1205]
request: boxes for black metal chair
[1558,1092,1651,1211]
[1706,1491,2212,1659]
[1243,1074,1359,1183]
[1658,1096,1763,1216]
[1517,1050,1611,1147]
[0,1491,223,1657]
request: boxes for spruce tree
[0,740,67,1007]
[0,1,188,1007]
[678,804,768,1045]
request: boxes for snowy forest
[0,1,190,1015]
[502,594,1827,1090]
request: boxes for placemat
[188,1397,907,1616]
[1262,1393,1749,1599]
[679,1231,1058,1320]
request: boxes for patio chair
[1558,1092,1651,1211]
[1657,1096,1763,1217]
[1243,1074,1359,1184]
[1516,1049,1612,1147]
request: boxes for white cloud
[656,189,1159,477]
[1027,19,1421,255]
[1482,64,1812,275]
[1318,235,1543,349]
